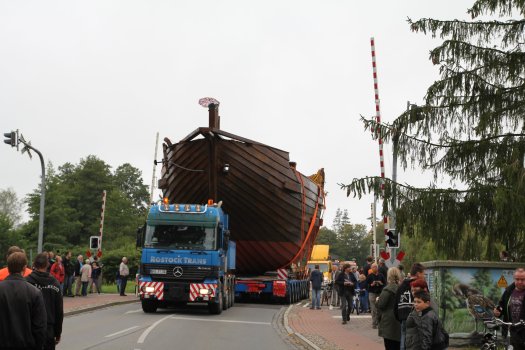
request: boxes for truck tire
[141,300,158,313]
[209,296,223,314]
[209,286,223,314]
[230,280,235,307]
[222,287,228,311]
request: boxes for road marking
[332,315,371,319]
[105,326,139,338]
[171,316,271,325]
[137,315,172,344]
[125,309,143,314]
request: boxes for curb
[65,299,139,316]
[283,303,322,350]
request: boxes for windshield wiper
[191,250,208,255]
[155,249,175,253]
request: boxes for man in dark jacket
[309,264,323,309]
[363,256,373,277]
[494,267,525,350]
[330,264,341,307]
[336,263,357,324]
[378,258,388,279]
[73,254,83,297]
[27,253,64,350]
[62,251,75,297]
[0,251,47,350]
[367,262,386,328]
[394,262,426,350]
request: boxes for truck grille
[143,264,218,281]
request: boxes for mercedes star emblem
[173,266,183,277]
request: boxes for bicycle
[350,288,361,315]
[481,318,525,350]
[320,282,332,306]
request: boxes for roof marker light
[208,199,214,205]
[184,204,190,212]
[174,204,180,211]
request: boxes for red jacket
[50,262,65,283]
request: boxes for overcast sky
[0,0,474,229]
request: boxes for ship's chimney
[209,103,220,129]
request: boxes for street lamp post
[29,145,45,253]
[3,131,46,253]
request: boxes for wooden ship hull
[158,102,325,275]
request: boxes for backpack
[432,318,449,350]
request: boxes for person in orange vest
[0,251,47,349]
[0,246,32,281]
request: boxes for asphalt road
[60,301,294,350]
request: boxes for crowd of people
[0,246,64,349]
[0,245,131,349]
[309,256,525,350]
[310,257,449,350]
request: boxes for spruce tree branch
[410,17,525,29]
[362,117,525,147]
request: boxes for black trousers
[511,340,525,350]
[120,276,128,295]
[384,338,400,350]
[340,292,352,321]
[44,324,56,350]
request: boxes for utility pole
[371,202,377,261]
[3,131,46,253]
[150,132,159,205]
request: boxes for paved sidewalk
[63,293,139,316]
[285,302,384,350]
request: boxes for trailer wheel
[222,285,228,311]
[141,300,158,313]
[228,280,234,308]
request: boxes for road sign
[497,275,508,288]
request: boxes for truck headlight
[323,276,328,282]
[144,286,155,293]
[200,288,212,295]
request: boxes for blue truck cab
[137,199,236,314]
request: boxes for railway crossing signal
[385,229,400,249]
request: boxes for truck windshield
[144,225,216,250]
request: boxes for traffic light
[89,236,100,250]
[3,131,17,147]
[385,229,399,248]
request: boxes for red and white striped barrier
[277,268,288,280]
[97,190,106,257]
[189,283,217,301]
[370,38,389,236]
[139,281,164,300]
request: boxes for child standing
[405,291,448,350]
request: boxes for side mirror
[223,230,230,251]
[136,224,146,248]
